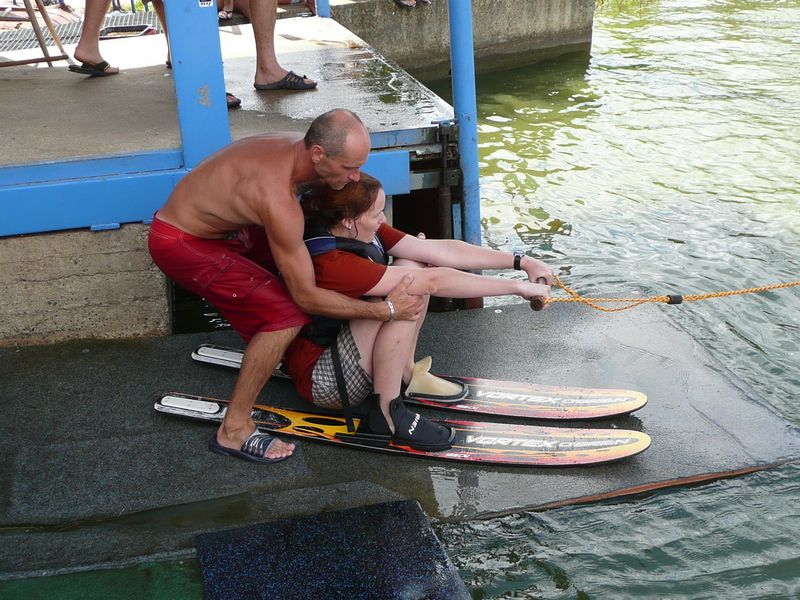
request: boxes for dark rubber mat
[195,500,469,600]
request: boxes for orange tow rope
[538,274,800,313]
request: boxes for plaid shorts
[311,324,373,409]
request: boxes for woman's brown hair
[301,173,382,229]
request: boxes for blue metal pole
[315,0,331,18]
[447,0,481,246]
[164,0,230,168]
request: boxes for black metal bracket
[435,119,462,189]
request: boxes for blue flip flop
[208,430,289,464]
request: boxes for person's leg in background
[149,0,243,109]
[251,0,316,90]
[70,0,119,75]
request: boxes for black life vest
[300,220,389,347]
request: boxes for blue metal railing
[164,1,230,167]
[448,0,480,246]
[0,0,479,240]
[315,0,330,18]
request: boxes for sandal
[253,70,317,91]
[226,91,242,110]
[218,9,232,20]
[68,60,118,77]
[208,430,289,464]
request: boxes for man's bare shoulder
[229,133,304,156]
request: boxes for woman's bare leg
[391,258,430,383]
[349,318,416,430]
[348,301,453,450]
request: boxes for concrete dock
[1,16,453,165]
[2,302,799,578]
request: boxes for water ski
[190,343,647,421]
[156,392,651,467]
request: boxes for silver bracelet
[386,299,395,321]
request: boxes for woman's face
[353,189,387,243]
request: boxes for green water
[0,561,202,599]
[430,0,800,597]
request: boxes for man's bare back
[156,133,306,239]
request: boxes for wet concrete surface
[2,302,799,578]
[1,17,451,167]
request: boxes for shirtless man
[148,109,423,464]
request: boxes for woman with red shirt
[283,174,554,451]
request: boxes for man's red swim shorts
[148,216,310,342]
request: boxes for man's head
[304,109,370,190]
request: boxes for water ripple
[437,465,800,599]
[431,0,800,596]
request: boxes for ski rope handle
[531,274,800,313]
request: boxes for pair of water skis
[155,344,651,467]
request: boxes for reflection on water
[430,0,800,597]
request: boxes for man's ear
[310,145,325,164]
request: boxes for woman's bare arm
[364,264,551,302]
[390,235,554,285]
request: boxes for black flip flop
[254,71,317,91]
[68,60,118,77]
[226,92,242,110]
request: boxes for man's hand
[387,274,425,321]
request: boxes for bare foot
[261,437,294,459]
